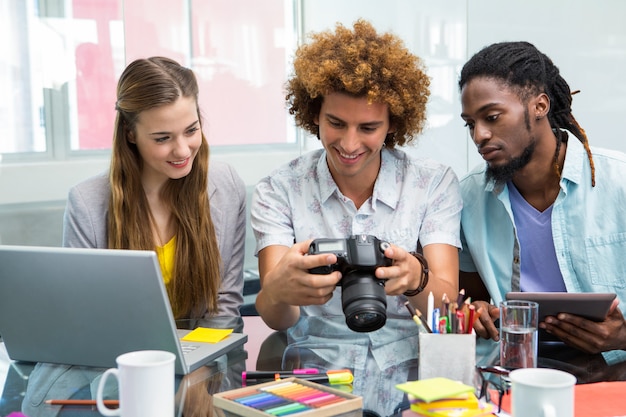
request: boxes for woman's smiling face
[132,96,202,187]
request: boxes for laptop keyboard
[181,342,200,355]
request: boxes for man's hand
[374,243,419,295]
[260,240,342,307]
[540,299,626,354]
[472,300,500,341]
[377,243,458,316]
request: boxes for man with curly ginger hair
[251,20,462,416]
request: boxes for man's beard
[485,139,536,183]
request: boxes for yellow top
[155,236,176,285]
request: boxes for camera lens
[340,270,387,332]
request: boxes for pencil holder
[418,333,476,386]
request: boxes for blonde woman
[63,57,245,319]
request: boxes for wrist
[403,251,429,297]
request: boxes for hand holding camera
[308,234,391,332]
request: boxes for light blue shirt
[251,147,462,415]
[460,136,626,365]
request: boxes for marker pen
[242,369,353,386]
[243,369,318,386]
[243,369,318,379]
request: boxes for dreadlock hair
[458,41,595,186]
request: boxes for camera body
[308,234,392,275]
[308,234,392,332]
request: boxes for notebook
[0,245,247,375]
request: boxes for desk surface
[0,317,250,417]
[1,316,626,417]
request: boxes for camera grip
[309,265,335,274]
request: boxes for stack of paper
[396,377,494,417]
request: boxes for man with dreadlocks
[458,41,626,380]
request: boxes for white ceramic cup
[96,350,176,417]
[510,368,576,417]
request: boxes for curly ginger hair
[286,19,431,148]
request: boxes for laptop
[0,245,247,375]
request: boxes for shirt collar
[316,148,401,209]
[317,151,337,203]
[560,133,586,186]
[374,149,402,210]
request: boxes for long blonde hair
[109,56,221,318]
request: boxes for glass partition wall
[1,0,298,158]
[3,0,626,257]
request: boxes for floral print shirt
[251,147,462,416]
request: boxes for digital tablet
[505,292,616,322]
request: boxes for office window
[1,1,48,155]
[1,0,297,160]
[189,0,296,147]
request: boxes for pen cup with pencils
[417,333,476,386]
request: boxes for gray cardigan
[62,160,246,318]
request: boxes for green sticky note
[395,377,475,403]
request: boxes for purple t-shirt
[508,182,566,292]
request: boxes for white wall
[467,0,626,156]
[302,0,626,181]
[0,151,297,205]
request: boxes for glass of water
[499,300,539,369]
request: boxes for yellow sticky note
[410,402,494,417]
[181,327,233,343]
[396,378,475,403]
[412,393,480,410]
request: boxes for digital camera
[308,234,392,332]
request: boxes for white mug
[510,368,576,417]
[96,350,176,417]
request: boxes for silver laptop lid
[0,245,191,374]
